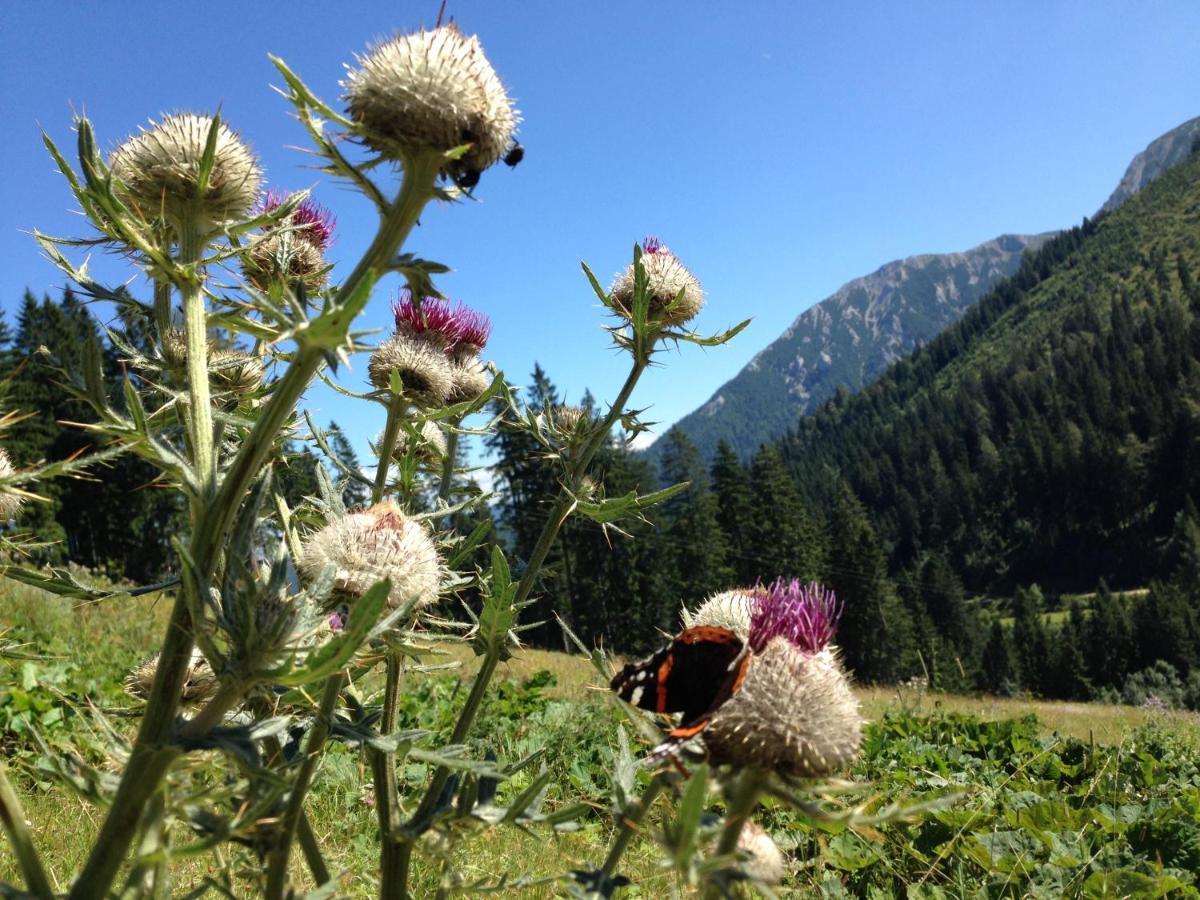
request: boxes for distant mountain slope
[648,115,1200,468]
[1101,115,1200,212]
[648,234,1048,465]
[780,146,1200,593]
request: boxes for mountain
[647,115,1200,468]
[648,234,1050,466]
[1100,115,1200,212]
[779,145,1200,593]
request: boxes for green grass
[2,579,1198,897]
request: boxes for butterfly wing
[610,625,748,747]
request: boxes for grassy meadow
[2,578,1198,897]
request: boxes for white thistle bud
[610,237,704,328]
[125,648,218,704]
[109,113,262,231]
[447,356,492,404]
[0,448,25,520]
[681,588,759,641]
[380,420,448,464]
[344,26,519,186]
[298,500,441,613]
[736,820,786,886]
[368,333,455,406]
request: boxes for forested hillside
[778,143,1200,594]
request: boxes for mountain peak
[1101,115,1200,213]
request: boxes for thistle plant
[0,18,751,900]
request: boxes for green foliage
[781,149,1200,596]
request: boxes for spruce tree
[657,428,731,603]
[710,440,755,583]
[1011,585,1051,695]
[980,619,1016,694]
[748,445,824,583]
[827,483,916,682]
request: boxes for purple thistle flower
[328,611,345,632]
[260,189,336,249]
[392,291,491,351]
[749,578,842,654]
[641,234,664,254]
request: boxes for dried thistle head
[125,648,218,704]
[368,332,455,405]
[109,113,262,231]
[0,448,25,520]
[343,25,519,186]
[298,500,441,613]
[610,236,704,328]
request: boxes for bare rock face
[1101,116,1200,214]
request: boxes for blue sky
[2,1,1198,463]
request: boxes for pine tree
[827,483,916,682]
[1011,585,1051,695]
[657,428,731,603]
[980,619,1015,694]
[747,445,824,583]
[328,421,369,509]
[710,440,755,583]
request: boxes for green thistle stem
[704,767,768,898]
[375,650,408,896]
[436,419,461,506]
[68,151,444,900]
[0,760,53,899]
[265,672,344,900]
[373,399,408,504]
[598,774,667,884]
[392,355,651,898]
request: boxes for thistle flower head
[243,190,335,290]
[680,588,758,641]
[125,648,218,704]
[368,332,455,405]
[392,292,492,354]
[703,643,863,777]
[748,578,841,655]
[736,820,786,886]
[0,448,24,520]
[551,404,592,436]
[298,500,441,613]
[109,113,262,231]
[343,25,519,184]
[208,348,265,397]
[447,356,492,404]
[610,237,705,328]
[380,420,448,464]
[259,189,336,250]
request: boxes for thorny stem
[372,398,408,504]
[0,760,53,899]
[375,650,407,896]
[179,215,217,503]
[265,672,345,900]
[436,419,461,506]
[393,354,652,897]
[69,151,444,900]
[704,768,768,899]
[598,774,667,883]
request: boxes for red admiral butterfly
[610,625,750,761]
